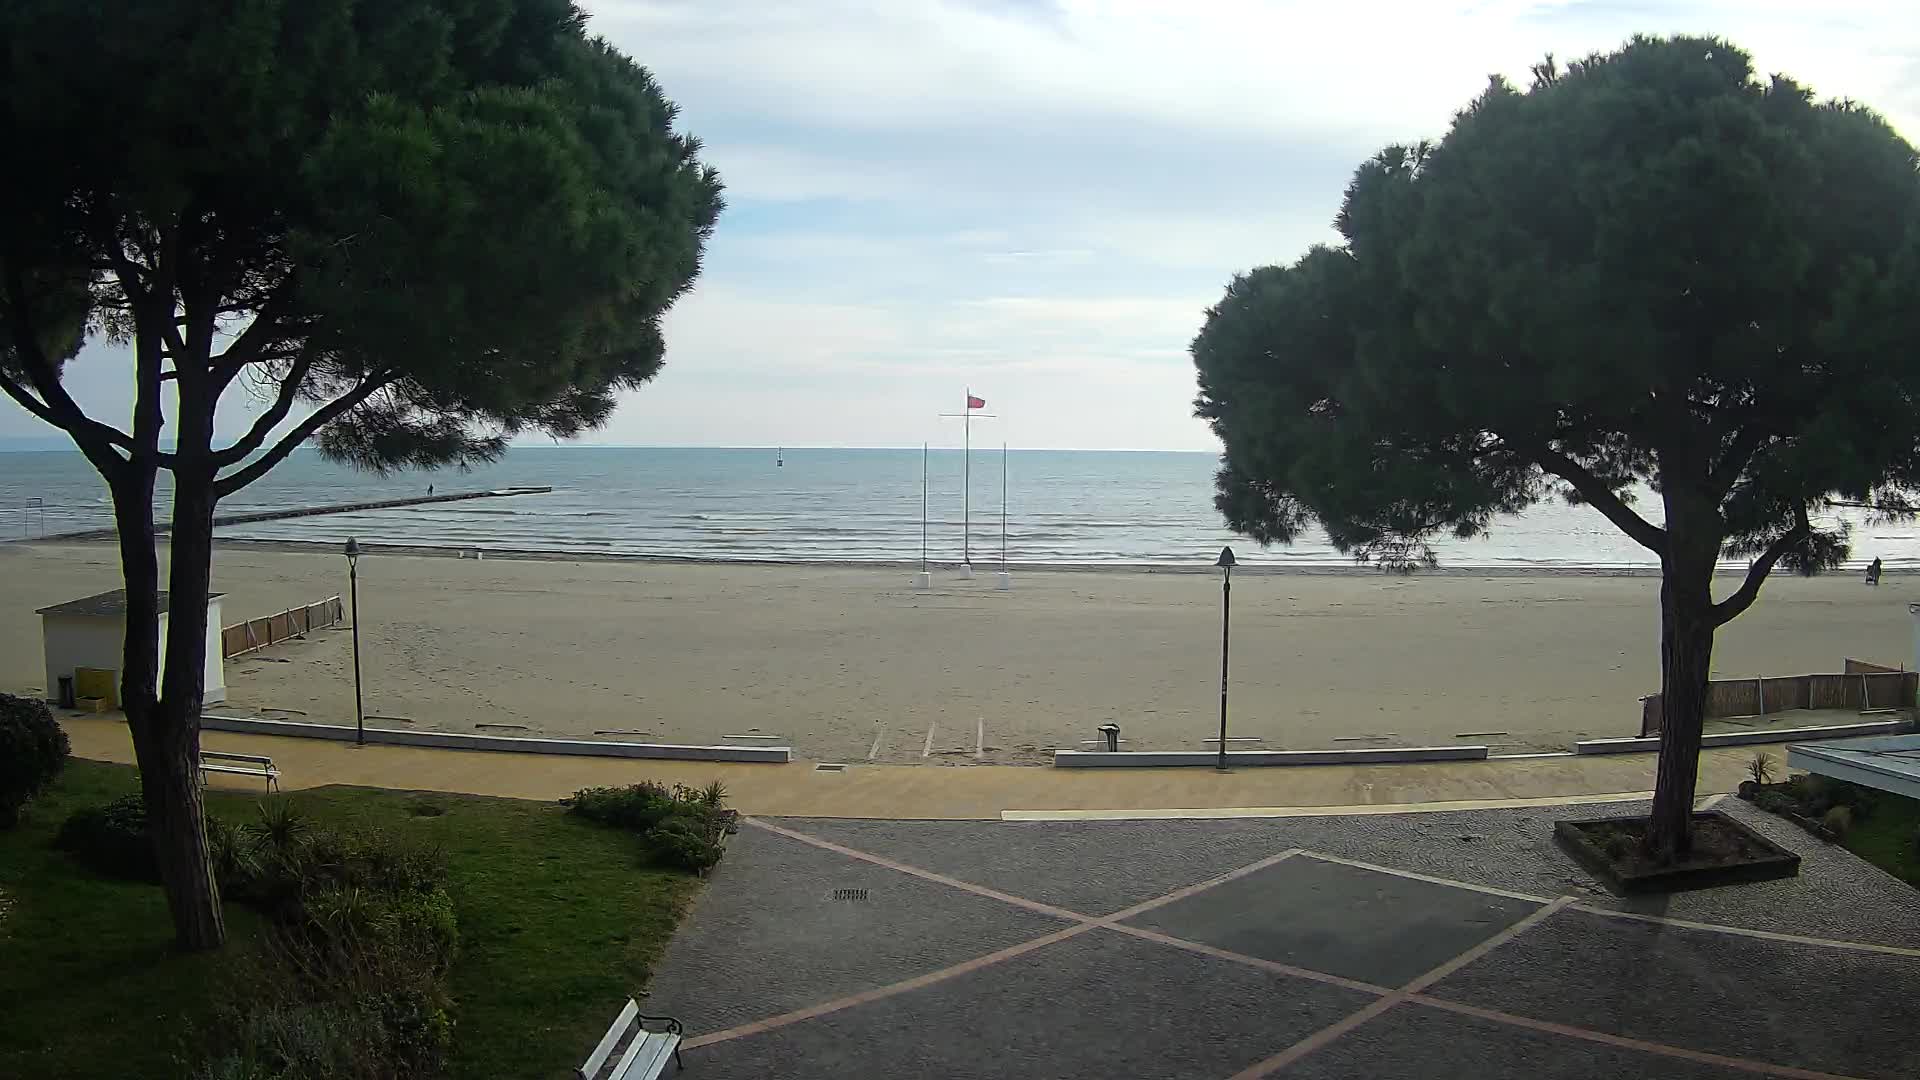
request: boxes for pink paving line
[716,821,1890,1079]
[745,817,1086,921]
[1402,896,1575,994]
[1108,924,1393,997]
[1225,897,1577,1079]
[681,923,1096,1051]
[1407,997,1870,1080]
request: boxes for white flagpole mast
[1000,442,1008,571]
[940,391,994,579]
[921,442,929,573]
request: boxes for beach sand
[0,541,1910,763]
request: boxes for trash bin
[57,675,75,709]
[1097,723,1121,752]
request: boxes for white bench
[580,999,683,1080]
[199,750,280,793]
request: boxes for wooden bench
[199,750,280,793]
[580,999,683,1080]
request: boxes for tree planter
[1555,810,1801,894]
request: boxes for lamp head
[1215,546,1236,569]
[344,536,361,563]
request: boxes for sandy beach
[1,541,1911,763]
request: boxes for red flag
[967,394,986,409]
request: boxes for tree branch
[211,347,317,467]
[2,268,132,474]
[1708,424,1771,497]
[1711,506,1811,628]
[1530,444,1667,553]
[214,371,395,496]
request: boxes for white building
[36,589,226,707]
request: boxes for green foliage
[1192,35,1920,853]
[563,782,677,831]
[56,795,159,881]
[1195,35,1920,578]
[1748,752,1775,785]
[0,693,68,827]
[3,761,698,1080]
[564,780,729,872]
[1823,805,1855,837]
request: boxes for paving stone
[683,927,1377,1080]
[1428,908,1920,1080]
[643,824,1072,1034]
[1288,1000,1759,1080]
[1123,855,1541,987]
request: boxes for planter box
[1554,810,1801,894]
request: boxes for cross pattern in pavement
[656,816,1920,1080]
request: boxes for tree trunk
[159,438,227,949]
[1646,519,1720,862]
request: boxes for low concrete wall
[1053,745,1489,768]
[200,714,790,763]
[1577,717,1913,756]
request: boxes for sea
[1,446,1914,570]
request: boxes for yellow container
[73,667,118,710]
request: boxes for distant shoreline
[0,533,1763,578]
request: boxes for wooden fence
[221,596,344,659]
[1640,661,1916,736]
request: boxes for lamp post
[345,537,365,747]
[1215,546,1235,772]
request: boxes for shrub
[56,795,159,881]
[563,782,677,831]
[1752,789,1797,817]
[565,780,731,872]
[1747,752,1775,786]
[0,693,69,827]
[1822,805,1854,837]
[642,816,724,873]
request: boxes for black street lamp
[1215,546,1235,772]
[345,536,365,747]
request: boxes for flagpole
[963,387,971,570]
[995,441,1011,590]
[914,441,930,590]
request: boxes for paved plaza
[645,798,1920,1079]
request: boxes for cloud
[6,2,1916,454]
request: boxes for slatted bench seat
[199,750,279,792]
[580,998,683,1080]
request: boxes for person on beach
[428,484,434,496]
[1866,557,1882,586]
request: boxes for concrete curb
[199,714,791,763]
[1575,717,1913,755]
[1052,745,1488,768]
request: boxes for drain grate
[831,888,870,902]
[814,763,847,772]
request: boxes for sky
[6,0,1918,452]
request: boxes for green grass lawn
[1844,788,1920,888]
[0,760,703,1080]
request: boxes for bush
[562,782,677,831]
[0,693,69,827]
[641,816,724,873]
[56,795,159,881]
[1823,805,1854,838]
[195,811,460,1080]
[564,780,730,873]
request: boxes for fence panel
[221,595,344,659]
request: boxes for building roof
[35,589,225,618]
[1788,734,1920,801]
